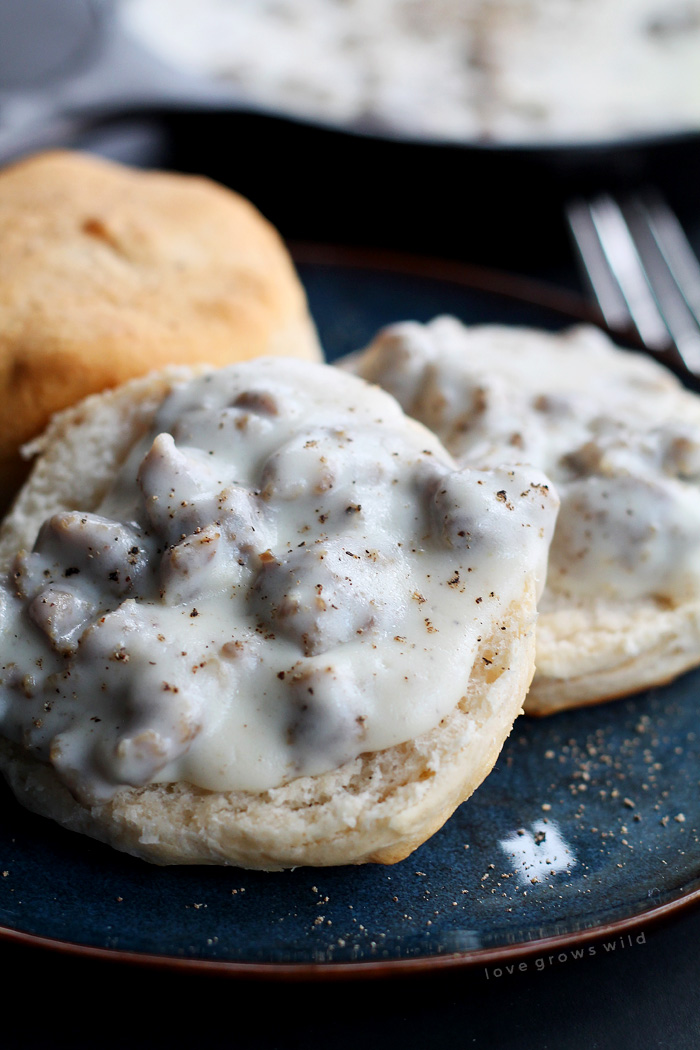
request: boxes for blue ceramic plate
[1,249,698,976]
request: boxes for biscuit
[0,359,556,867]
[0,150,321,509]
[345,318,700,715]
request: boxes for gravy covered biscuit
[0,358,556,867]
[0,150,320,508]
[346,318,700,714]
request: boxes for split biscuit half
[345,318,700,714]
[0,359,556,867]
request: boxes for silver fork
[566,191,700,380]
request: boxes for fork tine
[567,190,700,379]
[565,198,630,331]
[586,194,672,353]
[624,196,700,374]
[639,191,700,325]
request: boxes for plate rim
[0,244,696,978]
[1,884,699,981]
[290,241,597,323]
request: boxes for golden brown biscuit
[0,150,321,508]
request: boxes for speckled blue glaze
[1,260,698,968]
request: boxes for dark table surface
[2,4,700,1045]
[2,904,700,1050]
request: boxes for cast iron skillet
[2,0,700,274]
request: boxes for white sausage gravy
[345,319,700,609]
[0,359,556,804]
